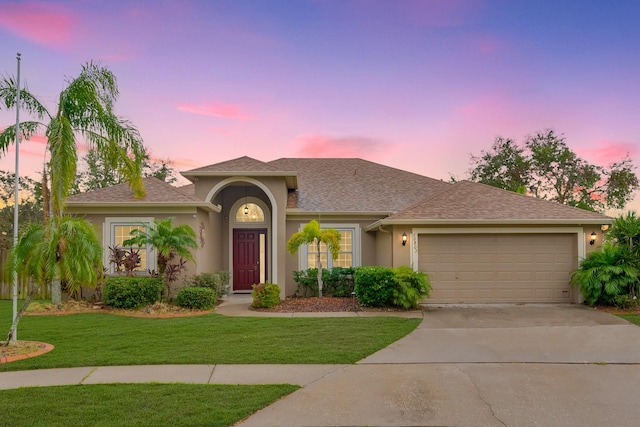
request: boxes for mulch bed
[251,296,417,313]
[1,341,54,363]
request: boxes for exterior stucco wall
[374,228,393,267]
[391,226,413,268]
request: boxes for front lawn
[617,313,640,326]
[0,300,420,371]
[0,383,298,427]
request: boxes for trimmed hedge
[354,266,431,308]
[183,272,230,297]
[251,283,281,308]
[176,286,217,309]
[354,266,396,307]
[292,267,355,297]
[103,276,164,309]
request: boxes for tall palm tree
[0,61,146,303]
[123,217,197,299]
[287,220,341,298]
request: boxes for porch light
[589,231,597,245]
[402,232,407,246]
[244,183,249,215]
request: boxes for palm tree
[4,216,102,343]
[608,211,640,259]
[287,220,341,298]
[0,61,146,303]
[123,217,197,299]
[571,244,639,306]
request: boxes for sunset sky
[0,0,638,213]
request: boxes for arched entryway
[205,177,279,294]
[230,198,269,291]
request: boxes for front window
[105,217,154,273]
[304,227,358,269]
[113,224,149,272]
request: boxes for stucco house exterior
[66,156,612,303]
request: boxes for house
[66,156,612,303]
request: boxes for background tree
[72,147,178,194]
[468,130,639,212]
[469,137,530,194]
[0,171,43,238]
[0,61,147,304]
[123,217,197,299]
[287,220,341,298]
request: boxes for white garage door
[418,233,577,303]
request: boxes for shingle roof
[67,177,202,204]
[185,156,280,173]
[268,158,452,213]
[385,180,611,222]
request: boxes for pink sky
[0,0,638,214]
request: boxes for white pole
[10,52,21,343]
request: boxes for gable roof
[373,180,611,226]
[184,156,280,173]
[66,177,220,212]
[182,156,298,189]
[268,158,452,213]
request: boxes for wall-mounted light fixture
[402,232,407,246]
[244,183,249,215]
[589,231,597,245]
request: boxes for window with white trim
[301,225,360,269]
[105,217,155,273]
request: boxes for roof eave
[181,171,298,189]
[364,217,614,231]
[66,202,222,213]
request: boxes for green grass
[617,313,640,326]
[0,300,420,371]
[0,383,298,426]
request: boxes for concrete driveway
[361,304,640,364]
[238,305,640,427]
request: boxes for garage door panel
[419,233,576,303]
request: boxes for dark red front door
[233,229,266,291]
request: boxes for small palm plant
[123,217,197,299]
[5,216,102,343]
[571,243,639,306]
[287,220,341,298]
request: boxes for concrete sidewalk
[0,364,347,390]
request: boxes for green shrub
[103,276,164,309]
[571,244,639,306]
[293,267,355,297]
[392,266,431,309]
[614,294,638,310]
[292,269,319,297]
[184,272,230,297]
[324,267,355,297]
[176,286,217,309]
[354,266,396,307]
[251,283,281,308]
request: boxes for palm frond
[0,76,51,119]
